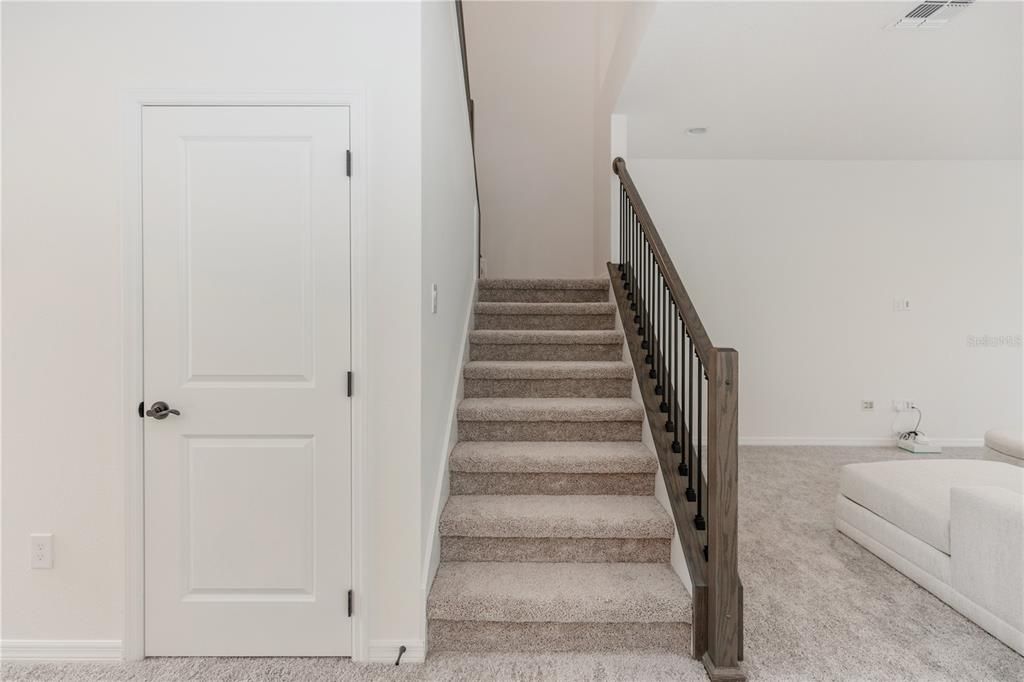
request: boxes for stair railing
[609,157,744,681]
[454,0,483,276]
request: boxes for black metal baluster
[653,271,660,380]
[618,186,624,274]
[617,187,621,270]
[685,342,696,501]
[673,303,685,473]
[618,193,626,288]
[695,361,706,531]
[663,286,671,414]
[658,277,667,404]
[626,209,634,311]
[634,228,643,329]
[628,206,636,306]
[652,269,659,380]
[649,248,656,368]
[626,202,634,292]
[647,262,655,378]
[643,242,652,360]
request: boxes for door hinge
[346,150,352,177]
[346,371,353,397]
[347,589,353,617]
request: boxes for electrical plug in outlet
[31,534,53,569]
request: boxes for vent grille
[890,0,974,29]
[906,2,945,19]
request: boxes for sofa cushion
[839,460,1023,554]
[985,429,1024,461]
[950,486,1024,632]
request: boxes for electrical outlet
[893,297,911,312]
[31,534,53,569]
[861,400,875,411]
[893,400,917,412]
[431,284,438,314]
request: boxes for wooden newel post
[703,348,744,681]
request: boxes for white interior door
[142,105,352,656]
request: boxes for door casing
[120,90,369,661]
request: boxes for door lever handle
[145,401,181,420]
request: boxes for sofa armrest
[950,486,1024,631]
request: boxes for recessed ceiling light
[687,127,708,136]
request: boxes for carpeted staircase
[427,277,692,653]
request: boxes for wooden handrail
[613,157,715,366]
[610,156,744,680]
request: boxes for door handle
[145,401,181,420]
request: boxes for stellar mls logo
[966,335,1023,348]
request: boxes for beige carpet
[7,446,1024,680]
[429,278,691,653]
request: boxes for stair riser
[450,471,653,495]
[441,537,670,563]
[475,314,615,331]
[458,421,641,442]
[428,620,691,653]
[470,343,622,362]
[478,288,608,303]
[464,378,631,399]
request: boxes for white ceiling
[617,1,1023,159]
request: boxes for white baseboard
[739,436,985,448]
[365,639,425,664]
[1,640,123,661]
[420,279,477,597]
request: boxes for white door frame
[120,90,369,661]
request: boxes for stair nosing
[479,278,610,291]
[449,442,657,474]
[469,329,624,345]
[475,302,616,316]
[463,360,632,380]
[439,495,674,539]
[457,397,643,422]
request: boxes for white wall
[592,2,653,273]
[463,1,600,278]
[2,1,423,653]
[419,0,478,603]
[628,159,1023,444]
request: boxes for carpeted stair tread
[470,329,623,345]
[464,360,632,380]
[428,562,691,623]
[430,273,693,654]
[449,441,656,474]
[440,495,673,539]
[458,398,643,423]
[479,278,609,291]
[475,302,616,316]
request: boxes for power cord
[896,405,924,442]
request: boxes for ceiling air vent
[889,0,974,29]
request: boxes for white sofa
[835,459,1024,656]
[986,429,1024,461]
